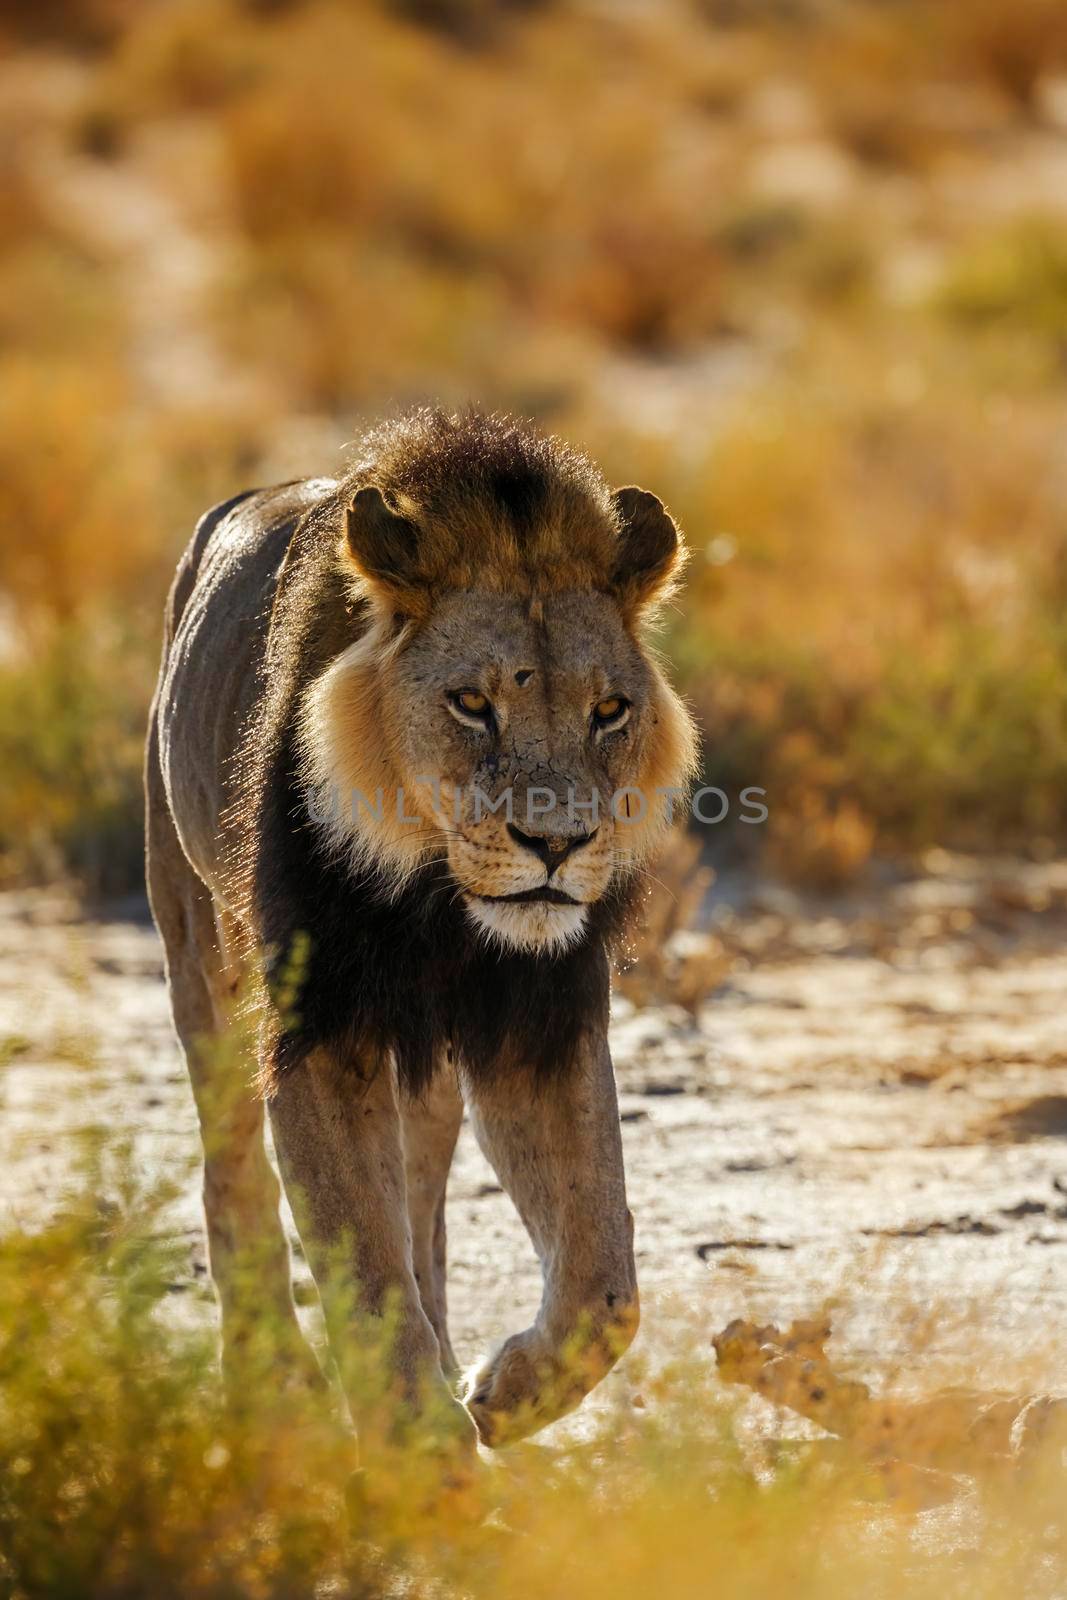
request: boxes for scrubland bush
[0,625,151,893]
[0,1140,1063,1598]
[938,222,1067,342]
[5,0,1067,890]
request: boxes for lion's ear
[610,486,684,619]
[344,485,427,617]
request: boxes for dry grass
[0,1126,1062,1600]
[615,832,730,1012]
[4,0,1067,894]
[0,1136,1063,1599]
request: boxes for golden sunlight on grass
[4,0,1067,886]
[0,1148,1063,1598]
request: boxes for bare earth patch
[1,857,1065,1422]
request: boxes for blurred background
[4,0,1067,895]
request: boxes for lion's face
[298,429,697,956]
[389,589,691,952]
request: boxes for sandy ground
[2,859,1066,1421]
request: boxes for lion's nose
[506,823,598,876]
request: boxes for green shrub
[0,625,152,895]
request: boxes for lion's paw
[464,1330,559,1447]
[466,1326,625,1447]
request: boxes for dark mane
[256,714,638,1095]
[341,406,621,597]
[345,406,608,540]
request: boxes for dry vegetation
[1,1141,1064,1599]
[3,0,1067,889]
[2,5,1067,1589]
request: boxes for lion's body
[147,411,696,1449]
[153,480,327,898]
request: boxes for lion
[146,408,697,1452]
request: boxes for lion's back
[151,477,339,898]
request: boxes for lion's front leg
[400,1062,464,1379]
[460,1031,639,1447]
[268,1044,475,1456]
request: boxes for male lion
[146,409,696,1450]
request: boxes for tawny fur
[147,409,697,1455]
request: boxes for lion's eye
[448,689,493,726]
[593,696,630,730]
